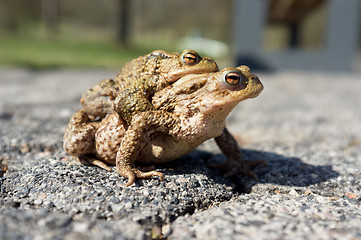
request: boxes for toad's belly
[94,113,210,165]
[137,132,204,164]
[95,131,204,165]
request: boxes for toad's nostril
[250,75,260,83]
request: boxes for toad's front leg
[214,127,266,180]
[113,87,155,124]
[115,111,181,186]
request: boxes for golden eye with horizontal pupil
[182,52,199,65]
[224,71,241,85]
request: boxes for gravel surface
[0,68,360,239]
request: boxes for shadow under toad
[157,148,339,194]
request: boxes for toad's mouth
[168,61,219,82]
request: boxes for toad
[80,49,219,122]
[63,65,263,186]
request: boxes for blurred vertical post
[41,0,59,35]
[117,0,131,46]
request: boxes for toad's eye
[182,52,199,65]
[224,71,242,85]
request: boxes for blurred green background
[0,0,360,70]
[0,0,232,69]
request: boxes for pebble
[34,199,43,205]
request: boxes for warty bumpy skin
[63,65,263,186]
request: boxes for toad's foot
[214,127,266,180]
[78,155,112,172]
[210,158,266,180]
[116,166,164,187]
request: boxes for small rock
[289,189,298,196]
[19,142,31,154]
[143,189,150,197]
[162,224,172,237]
[124,201,133,209]
[73,221,91,232]
[37,192,47,200]
[64,232,89,240]
[151,225,162,239]
[304,189,313,196]
[176,177,188,184]
[37,152,51,158]
[328,196,339,201]
[34,199,43,205]
[345,192,358,199]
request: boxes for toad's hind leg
[63,109,100,158]
[78,155,112,172]
[64,109,113,171]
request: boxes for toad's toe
[117,167,164,186]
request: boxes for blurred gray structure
[234,0,361,71]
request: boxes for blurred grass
[0,35,163,69]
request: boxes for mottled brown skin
[80,79,120,120]
[62,109,114,171]
[80,49,219,122]
[63,65,263,186]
